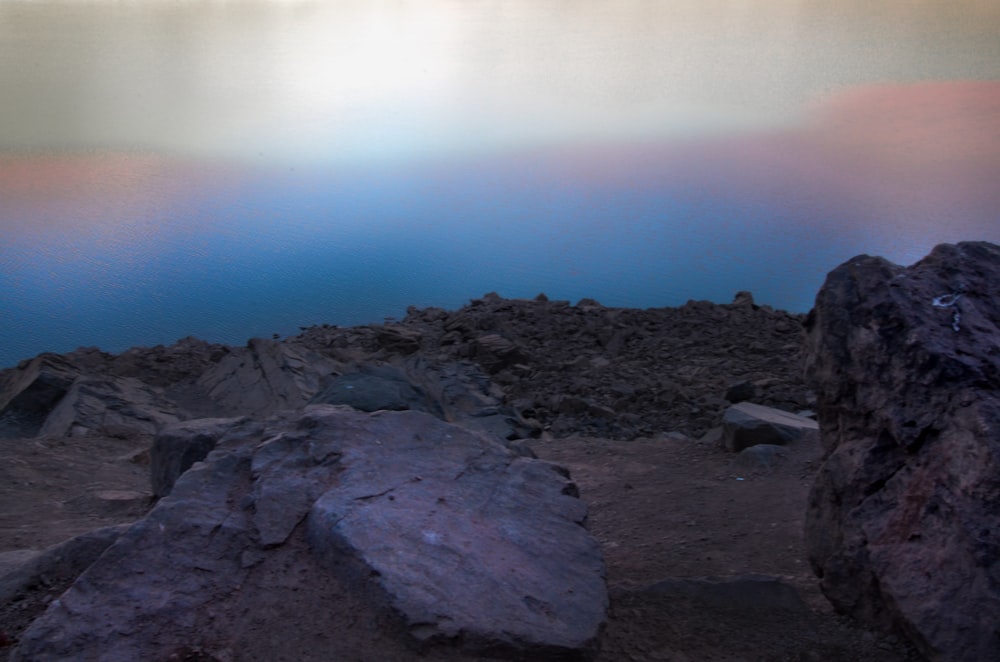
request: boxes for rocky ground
[0,291,922,660]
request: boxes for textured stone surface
[197,337,340,415]
[374,325,423,355]
[37,376,182,438]
[721,402,818,452]
[804,241,1000,661]
[0,356,80,437]
[150,416,244,497]
[306,410,605,654]
[0,524,128,606]
[309,364,439,415]
[12,406,606,661]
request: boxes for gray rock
[12,406,607,661]
[310,364,439,416]
[197,337,339,415]
[310,360,532,441]
[804,241,1000,661]
[721,402,818,452]
[0,355,78,437]
[731,291,757,309]
[306,408,606,654]
[0,550,41,580]
[37,376,182,438]
[374,325,423,355]
[471,334,528,373]
[0,524,129,611]
[151,416,244,497]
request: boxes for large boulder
[804,242,1000,661]
[12,406,607,661]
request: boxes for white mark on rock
[422,530,442,545]
[931,293,963,332]
[932,293,961,308]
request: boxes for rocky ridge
[1,291,809,444]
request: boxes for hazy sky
[0,0,998,365]
[2,0,998,164]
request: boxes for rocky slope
[7,241,998,660]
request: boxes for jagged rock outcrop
[0,356,184,438]
[0,356,79,437]
[154,360,531,500]
[12,406,607,661]
[720,402,818,452]
[37,376,182,438]
[196,337,341,415]
[373,324,423,355]
[804,242,1000,661]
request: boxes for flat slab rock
[11,405,607,661]
[721,401,818,452]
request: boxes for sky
[0,0,998,366]
[3,0,998,164]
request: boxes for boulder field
[0,291,810,443]
[2,241,999,660]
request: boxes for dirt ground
[0,432,920,661]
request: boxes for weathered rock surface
[310,363,441,416]
[721,402,819,452]
[197,337,341,416]
[150,416,245,497]
[804,241,1000,661]
[0,524,129,612]
[37,376,182,438]
[0,356,186,439]
[12,406,607,661]
[0,356,82,437]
